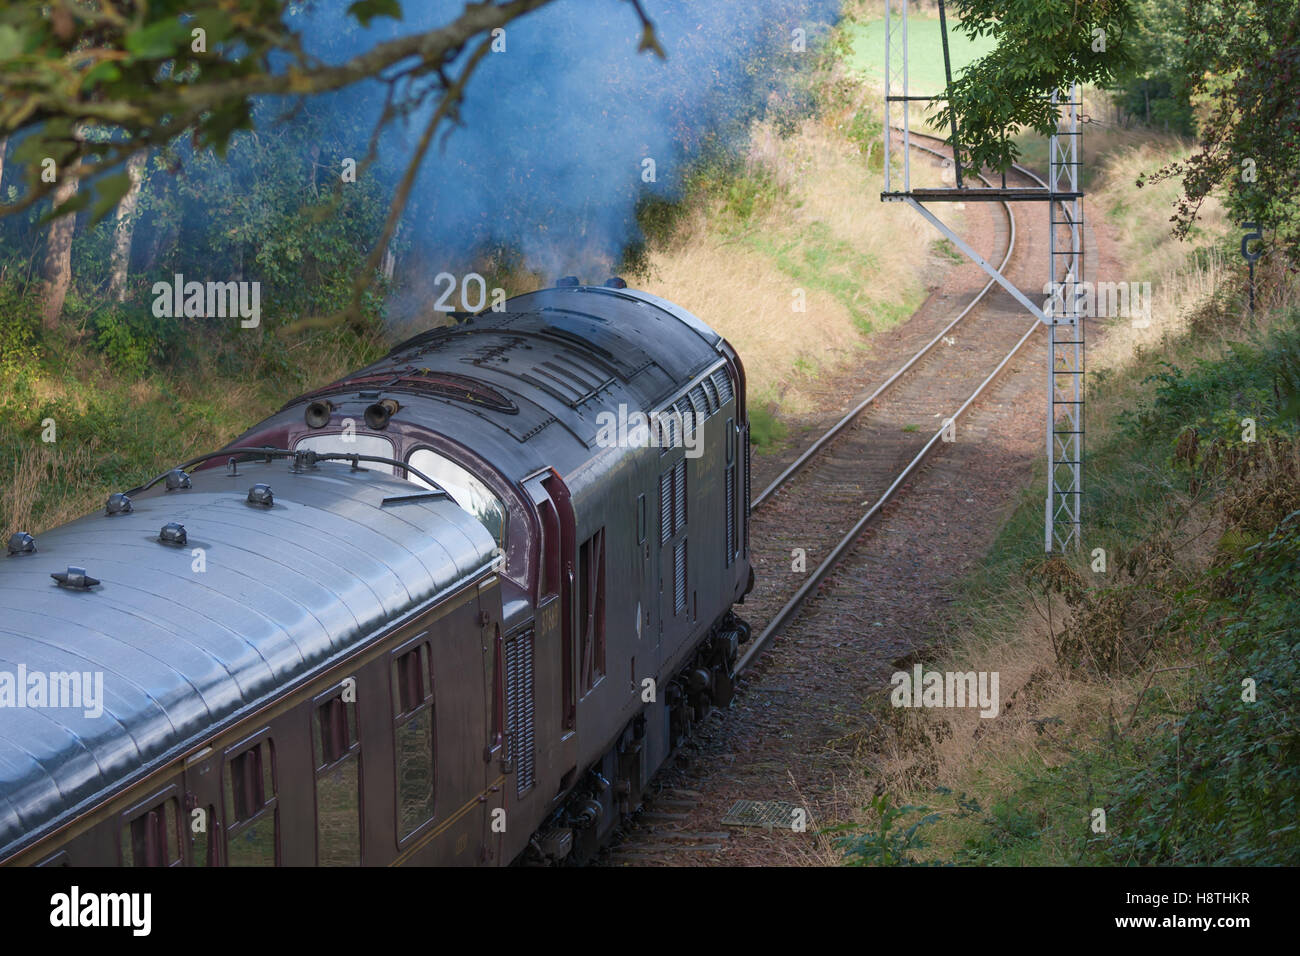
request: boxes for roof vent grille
[52,566,100,590]
[159,523,188,546]
[165,469,192,491]
[247,484,274,507]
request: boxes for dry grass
[840,469,1228,863]
[640,116,947,417]
[818,126,1293,864]
[1085,140,1300,432]
[1,443,97,535]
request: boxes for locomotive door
[524,470,579,778]
[636,490,657,655]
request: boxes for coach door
[416,586,492,865]
[182,747,224,866]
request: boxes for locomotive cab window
[294,433,395,470]
[405,447,507,548]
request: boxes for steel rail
[738,135,1079,673]
[737,314,1041,673]
[751,139,1015,510]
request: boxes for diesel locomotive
[0,283,754,866]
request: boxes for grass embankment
[630,6,962,449]
[0,282,385,535]
[1,2,960,532]
[847,9,996,97]
[818,139,1300,866]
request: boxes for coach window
[224,740,278,866]
[191,803,217,866]
[122,797,182,867]
[405,448,507,549]
[314,688,362,866]
[392,639,436,841]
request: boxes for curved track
[601,134,1080,865]
[737,134,1073,673]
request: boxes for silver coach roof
[0,460,499,860]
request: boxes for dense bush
[1082,314,1300,863]
[0,280,42,375]
[1094,512,1300,864]
[89,305,186,376]
[1121,311,1300,446]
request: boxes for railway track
[600,135,1080,866]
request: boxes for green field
[847,16,996,96]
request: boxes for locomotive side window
[122,797,181,867]
[660,460,689,615]
[575,529,606,693]
[406,448,507,549]
[392,641,436,840]
[224,740,278,866]
[313,690,362,866]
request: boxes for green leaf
[347,0,403,28]
[88,171,134,227]
[81,61,123,89]
[0,24,25,61]
[38,189,91,225]
[125,18,192,60]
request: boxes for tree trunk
[0,136,7,195]
[107,151,148,303]
[40,172,80,330]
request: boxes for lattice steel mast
[881,0,1084,553]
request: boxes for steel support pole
[1046,84,1084,552]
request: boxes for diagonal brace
[905,197,1051,325]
